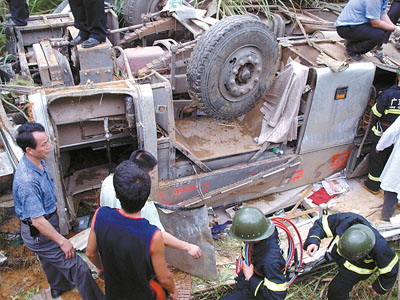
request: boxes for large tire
[122,0,165,25]
[187,15,279,120]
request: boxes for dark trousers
[328,265,370,300]
[6,0,29,25]
[365,133,393,192]
[21,214,105,300]
[382,191,399,220]
[389,1,400,24]
[221,273,256,300]
[68,0,107,42]
[337,23,388,55]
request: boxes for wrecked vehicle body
[1,2,399,240]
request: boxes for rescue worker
[304,212,399,300]
[221,207,287,300]
[334,0,400,61]
[364,70,400,194]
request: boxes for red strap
[150,279,167,300]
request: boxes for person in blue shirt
[13,122,104,300]
[335,0,400,61]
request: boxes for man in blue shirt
[13,122,104,300]
[335,0,400,61]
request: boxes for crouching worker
[304,212,399,300]
[221,207,287,300]
[86,161,178,300]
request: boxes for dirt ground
[0,215,104,299]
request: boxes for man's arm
[370,18,396,30]
[86,228,104,277]
[303,215,330,252]
[372,243,399,294]
[150,231,177,300]
[161,232,202,259]
[31,216,75,259]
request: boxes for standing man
[100,149,202,259]
[13,122,104,300]
[68,0,107,48]
[364,71,400,194]
[4,0,29,26]
[376,117,400,220]
[86,161,178,299]
[221,207,287,300]
[335,0,400,61]
[304,212,398,299]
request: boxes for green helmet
[230,207,275,242]
[338,224,376,261]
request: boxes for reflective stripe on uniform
[384,109,400,115]
[364,258,374,263]
[368,173,380,182]
[263,278,288,292]
[371,126,382,137]
[379,255,399,275]
[310,235,321,240]
[377,278,388,292]
[372,104,382,117]
[343,261,377,275]
[322,215,333,238]
[254,280,264,296]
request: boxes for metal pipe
[103,117,112,173]
[124,96,135,134]
[113,46,133,80]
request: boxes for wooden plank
[286,207,320,219]
[288,185,313,214]
[32,43,51,86]
[40,40,63,85]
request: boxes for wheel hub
[221,46,263,101]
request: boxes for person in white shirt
[100,149,202,259]
[377,117,400,221]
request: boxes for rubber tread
[187,15,279,120]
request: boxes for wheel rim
[219,45,264,103]
[149,0,165,13]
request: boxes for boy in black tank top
[86,161,177,300]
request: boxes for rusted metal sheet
[155,154,300,207]
[175,118,260,161]
[119,17,185,45]
[77,40,114,84]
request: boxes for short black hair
[113,160,151,213]
[129,150,158,173]
[16,122,45,152]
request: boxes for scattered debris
[322,178,350,196]
[0,251,7,264]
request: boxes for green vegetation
[0,0,63,55]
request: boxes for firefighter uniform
[365,85,400,192]
[222,229,287,300]
[304,212,399,300]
